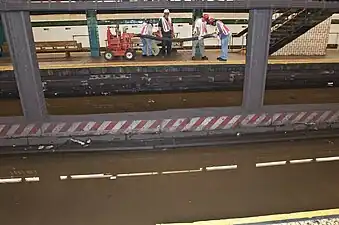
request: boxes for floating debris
[45,145,54,150]
[70,138,91,147]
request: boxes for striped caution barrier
[0,110,338,138]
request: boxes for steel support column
[0,17,5,57]
[86,10,100,57]
[242,9,272,112]
[1,11,47,121]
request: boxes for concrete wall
[273,17,332,56]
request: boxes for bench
[35,41,83,57]
[1,41,83,58]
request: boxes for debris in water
[70,138,91,147]
[45,145,54,150]
[70,138,86,145]
[328,140,334,145]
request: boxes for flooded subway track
[1,138,339,225]
[1,137,339,176]
[0,88,338,116]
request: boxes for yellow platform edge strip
[157,208,339,225]
[0,58,338,71]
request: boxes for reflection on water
[0,88,339,116]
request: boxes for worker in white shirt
[140,19,153,57]
[158,9,174,56]
[209,18,230,61]
[192,14,209,60]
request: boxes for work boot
[202,56,208,60]
[192,56,196,60]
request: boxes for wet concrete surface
[1,138,339,224]
[0,88,338,116]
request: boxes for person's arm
[215,26,220,40]
[214,25,219,34]
[171,24,174,38]
[198,21,204,39]
[225,24,230,36]
[170,18,174,38]
[158,19,163,37]
[193,20,199,36]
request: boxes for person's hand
[213,33,218,38]
[198,36,203,40]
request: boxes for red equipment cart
[104,25,136,61]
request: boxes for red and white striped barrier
[0,111,338,138]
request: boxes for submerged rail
[1,128,339,154]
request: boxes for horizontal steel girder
[1,0,339,11]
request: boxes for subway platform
[1,49,339,71]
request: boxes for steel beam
[1,0,339,11]
[1,11,47,121]
[242,9,272,112]
[0,18,4,57]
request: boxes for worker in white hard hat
[192,14,209,60]
[158,9,174,56]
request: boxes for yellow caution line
[157,208,339,225]
[0,58,337,71]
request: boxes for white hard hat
[164,9,170,13]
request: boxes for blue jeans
[220,35,229,60]
[141,38,152,56]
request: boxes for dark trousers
[161,33,172,56]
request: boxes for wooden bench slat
[35,41,78,48]
[2,41,85,57]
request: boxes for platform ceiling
[1,0,339,12]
